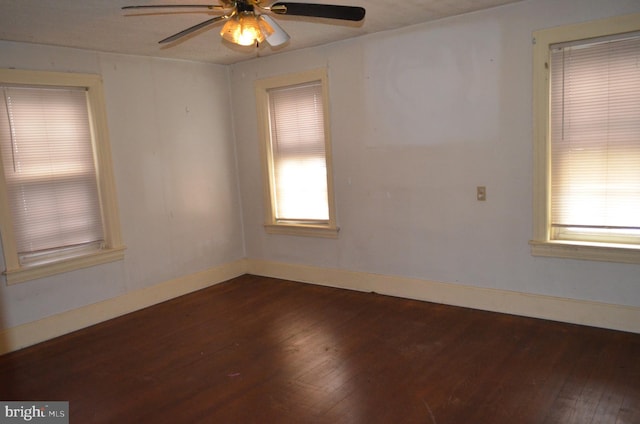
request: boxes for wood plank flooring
[0,274,639,423]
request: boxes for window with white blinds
[0,85,105,264]
[267,81,329,222]
[0,69,124,283]
[531,13,640,263]
[255,68,338,238]
[549,33,640,245]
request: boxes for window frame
[255,68,339,238]
[530,13,640,264]
[0,69,125,284]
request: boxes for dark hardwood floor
[0,274,639,423]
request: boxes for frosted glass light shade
[258,15,290,47]
[220,12,265,46]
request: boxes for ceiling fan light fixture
[124,2,366,49]
[220,12,265,46]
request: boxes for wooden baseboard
[3,257,637,355]
[247,259,640,334]
[0,259,248,355]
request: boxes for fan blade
[258,15,290,47]
[122,4,224,10]
[159,15,228,43]
[270,2,365,21]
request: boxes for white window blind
[549,33,640,244]
[267,80,329,222]
[0,85,104,265]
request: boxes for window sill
[4,246,126,285]
[265,223,339,239]
[529,240,640,264]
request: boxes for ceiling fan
[122,1,366,48]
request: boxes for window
[0,69,124,284]
[530,13,640,263]
[255,69,338,238]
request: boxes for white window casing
[255,69,338,238]
[0,69,125,284]
[530,13,640,264]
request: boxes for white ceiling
[0,0,524,65]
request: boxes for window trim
[255,69,339,238]
[0,69,125,284]
[530,13,640,264]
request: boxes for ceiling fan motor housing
[236,0,256,13]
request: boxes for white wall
[0,42,245,329]
[1,0,639,342]
[230,0,640,308]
